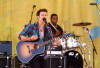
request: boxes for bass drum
[64,50,83,68]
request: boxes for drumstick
[62,22,65,31]
[49,22,57,30]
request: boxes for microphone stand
[29,5,36,24]
[25,5,36,27]
[96,5,100,12]
[90,3,100,11]
[44,21,53,68]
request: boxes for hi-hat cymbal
[75,35,82,37]
[73,22,91,26]
[72,35,82,37]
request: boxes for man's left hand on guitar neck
[52,37,61,46]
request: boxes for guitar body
[16,39,45,63]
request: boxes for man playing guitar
[18,9,61,68]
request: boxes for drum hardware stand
[83,26,97,68]
[88,32,97,68]
[79,44,88,67]
[82,43,88,67]
[82,26,92,68]
[88,36,92,68]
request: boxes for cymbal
[72,34,82,37]
[73,22,91,26]
[75,35,82,37]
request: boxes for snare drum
[67,37,80,49]
[64,50,83,68]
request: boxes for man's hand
[21,35,38,41]
[30,35,38,41]
[52,37,61,46]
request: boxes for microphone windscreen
[43,18,46,21]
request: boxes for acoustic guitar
[16,33,71,63]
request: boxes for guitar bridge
[27,45,30,54]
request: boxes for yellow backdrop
[0,0,100,68]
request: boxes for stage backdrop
[0,0,100,68]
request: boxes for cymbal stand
[88,34,92,68]
[81,43,88,67]
[81,26,92,68]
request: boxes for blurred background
[0,0,100,68]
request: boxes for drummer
[47,14,66,37]
[47,14,66,50]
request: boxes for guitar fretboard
[39,33,71,46]
[40,38,55,46]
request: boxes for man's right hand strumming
[30,35,38,41]
[21,35,38,42]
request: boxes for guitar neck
[40,32,71,46]
[40,38,55,46]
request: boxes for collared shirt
[18,22,53,41]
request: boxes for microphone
[43,18,47,24]
[33,5,36,8]
[90,3,100,5]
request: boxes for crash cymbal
[73,22,91,26]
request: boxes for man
[47,14,66,51]
[18,9,61,68]
[47,14,66,37]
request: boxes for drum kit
[61,22,92,68]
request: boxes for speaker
[13,56,30,68]
[47,55,66,68]
[48,46,62,51]
[0,56,12,68]
[0,41,12,55]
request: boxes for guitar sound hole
[34,44,39,49]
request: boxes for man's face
[37,12,47,23]
[51,16,58,25]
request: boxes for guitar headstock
[62,32,72,39]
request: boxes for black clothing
[47,22,63,36]
[30,56,47,68]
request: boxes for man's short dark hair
[36,9,48,16]
[51,14,58,19]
